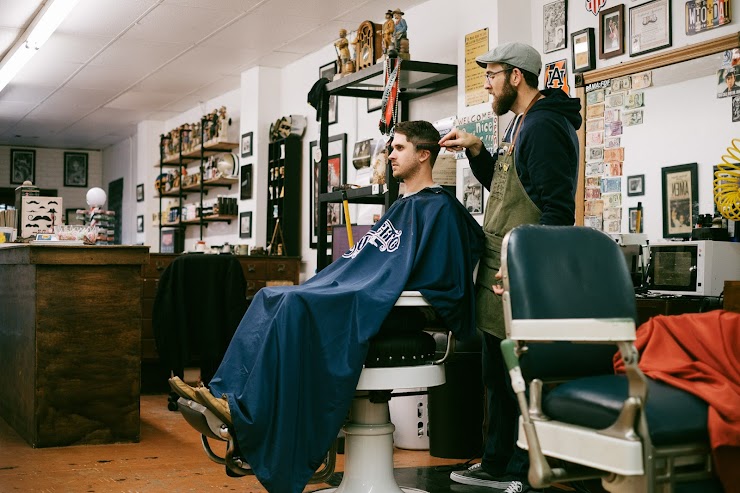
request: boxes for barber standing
[439,42,582,493]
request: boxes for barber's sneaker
[450,465,541,492]
[195,387,232,426]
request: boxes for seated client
[171,120,484,493]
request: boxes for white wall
[102,137,135,244]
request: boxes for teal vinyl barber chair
[498,225,722,493]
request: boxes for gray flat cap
[476,42,542,76]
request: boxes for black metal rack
[316,59,457,270]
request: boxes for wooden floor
[0,394,465,492]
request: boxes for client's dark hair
[393,120,441,166]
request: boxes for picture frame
[599,4,625,59]
[626,174,645,196]
[319,61,338,125]
[543,0,567,54]
[136,183,144,202]
[65,208,83,226]
[136,214,144,233]
[661,163,698,239]
[10,149,35,185]
[64,152,88,187]
[241,132,253,158]
[367,98,382,113]
[309,133,347,248]
[571,28,595,73]
[628,207,643,234]
[240,211,252,239]
[240,164,253,200]
[629,0,672,57]
[462,167,483,214]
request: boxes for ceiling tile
[278,21,347,56]
[255,50,303,69]
[0,83,56,104]
[0,26,21,59]
[162,0,261,11]
[199,13,316,51]
[0,100,37,119]
[0,0,43,28]
[65,64,143,93]
[57,0,160,38]
[12,56,84,88]
[105,90,183,111]
[32,32,111,65]
[134,68,222,94]
[88,37,188,72]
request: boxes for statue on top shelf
[392,8,408,56]
[217,106,229,142]
[335,29,355,77]
[382,10,394,54]
[182,123,191,152]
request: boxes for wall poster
[464,28,489,107]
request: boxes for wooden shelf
[156,141,239,167]
[181,214,237,225]
[182,176,238,191]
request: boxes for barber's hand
[492,267,504,296]
[438,128,483,157]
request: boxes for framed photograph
[136,183,144,202]
[319,61,338,125]
[367,98,382,113]
[309,133,347,248]
[65,208,83,226]
[629,0,672,57]
[64,152,88,187]
[240,211,252,239]
[543,0,567,53]
[599,4,624,59]
[241,132,253,158]
[240,164,253,200]
[136,214,144,233]
[571,28,595,73]
[626,174,645,196]
[628,207,644,234]
[661,163,698,239]
[462,168,483,214]
[10,149,35,184]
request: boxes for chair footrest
[517,417,644,476]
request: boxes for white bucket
[389,387,429,450]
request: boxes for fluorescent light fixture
[0,0,80,93]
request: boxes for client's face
[389,133,420,181]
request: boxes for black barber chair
[498,225,721,493]
[153,254,248,410]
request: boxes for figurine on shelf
[335,29,355,77]
[182,123,191,152]
[382,10,394,54]
[192,121,201,149]
[392,9,407,51]
[217,106,229,142]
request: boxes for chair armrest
[507,318,636,342]
[432,331,455,365]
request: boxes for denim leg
[481,331,529,477]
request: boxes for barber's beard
[492,79,517,116]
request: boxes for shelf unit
[267,136,301,256]
[316,59,457,270]
[156,117,239,252]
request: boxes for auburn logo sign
[585,0,607,16]
[544,59,570,96]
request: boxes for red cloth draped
[614,310,740,491]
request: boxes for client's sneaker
[168,376,205,404]
[450,465,542,492]
[195,387,232,426]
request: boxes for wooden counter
[0,244,149,447]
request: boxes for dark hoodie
[467,88,582,226]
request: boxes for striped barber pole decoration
[585,0,607,16]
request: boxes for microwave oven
[646,240,740,297]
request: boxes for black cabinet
[316,59,457,270]
[267,136,301,256]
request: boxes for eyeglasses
[485,68,513,84]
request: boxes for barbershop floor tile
[0,395,468,492]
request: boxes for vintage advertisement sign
[453,111,497,158]
[544,59,570,95]
[685,0,731,35]
[585,0,607,16]
[465,28,489,106]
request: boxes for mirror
[578,34,740,242]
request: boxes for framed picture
[462,168,483,214]
[661,163,698,239]
[543,0,567,53]
[628,207,643,234]
[136,183,144,202]
[136,214,144,233]
[65,208,83,226]
[319,61,338,125]
[309,133,347,248]
[240,164,253,200]
[10,149,35,185]
[599,4,625,59]
[241,132,253,158]
[367,98,382,113]
[64,152,88,187]
[626,174,645,196]
[240,211,252,239]
[629,0,672,57]
[571,28,595,73]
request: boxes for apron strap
[507,92,543,156]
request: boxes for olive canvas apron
[476,96,542,338]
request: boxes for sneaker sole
[449,471,511,489]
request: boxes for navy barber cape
[209,187,484,493]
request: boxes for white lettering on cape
[342,219,402,259]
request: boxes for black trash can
[428,332,484,459]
